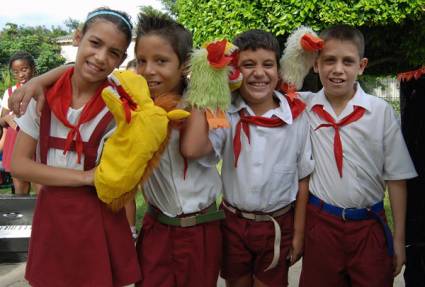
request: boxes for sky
[0,0,164,30]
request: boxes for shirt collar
[308,83,372,114]
[228,90,293,124]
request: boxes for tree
[171,0,425,74]
[0,23,67,92]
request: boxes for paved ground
[0,260,405,287]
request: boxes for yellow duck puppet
[95,70,190,211]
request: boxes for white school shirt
[209,91,314,213]
[15,99,115,169]
[143,129,222,217]
[299,84,417,208]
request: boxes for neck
[325,89,356,116]
[70,74,104,109]
[247,97,279,116]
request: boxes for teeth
[147,81,160,87]
[250,82,267,86]
[330,79,343,83]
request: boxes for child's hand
[9,80,46,117]
[392,239,406,276]
[288,233,304,266]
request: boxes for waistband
[222,201,293,271]
[147,204,225,228]
[222,201,293,221]
[308,193,394,256]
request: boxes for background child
[0,51,39,194]
[298,25,417,287]
[182,29,314,287]
[133,13,224,287]
[10,7,141,287]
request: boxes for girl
[11,13,224,287]
[10,7,141,287]
[0,51,38,194]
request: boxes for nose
[94,48,108,64]
[143,61,156,76]
[333,60,344,74]
[253,65,265,77]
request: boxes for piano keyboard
[0,225,32,238]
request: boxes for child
[181,30,314,287]
[297,25,417,287]
[0,51,37,194]
[133,14,224,287]
[10,8,141,287]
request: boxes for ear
[73,29,82,47]
[358,58,368,75]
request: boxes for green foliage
[139,5,174,20]
[0,70,13,97]
[0,23,67,94]
[175,0,425,74]
[161,0,178,16]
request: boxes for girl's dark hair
[8,51,36,71]
[82,7,133,46]
[233,29,281,65]
[135,13,193,66]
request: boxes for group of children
[4,5,417,287]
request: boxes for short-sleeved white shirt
[209,91,314,213]
[299,84,417,208]
[15,99,115,170]
[143,129,222,217]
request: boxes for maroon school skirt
[2,127,18,172]
[25,186,141,287]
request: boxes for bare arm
[387,179,407,276]
[180,108,214,159]
[10,65,69,116]
[10,130,93,187]
[289,175,310,265]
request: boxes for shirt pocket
[269,163,297,196]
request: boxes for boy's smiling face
[238,48,279,114]
[314,39,368,101]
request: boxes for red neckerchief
[233,95,306,167]
[312,105,365,177]
[45,67,108,163]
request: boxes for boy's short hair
[233,30,281,65]
[319,25,365,58]
[135,13,193,66]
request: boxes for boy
[181,30,314,287]
[298,25,417,287]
